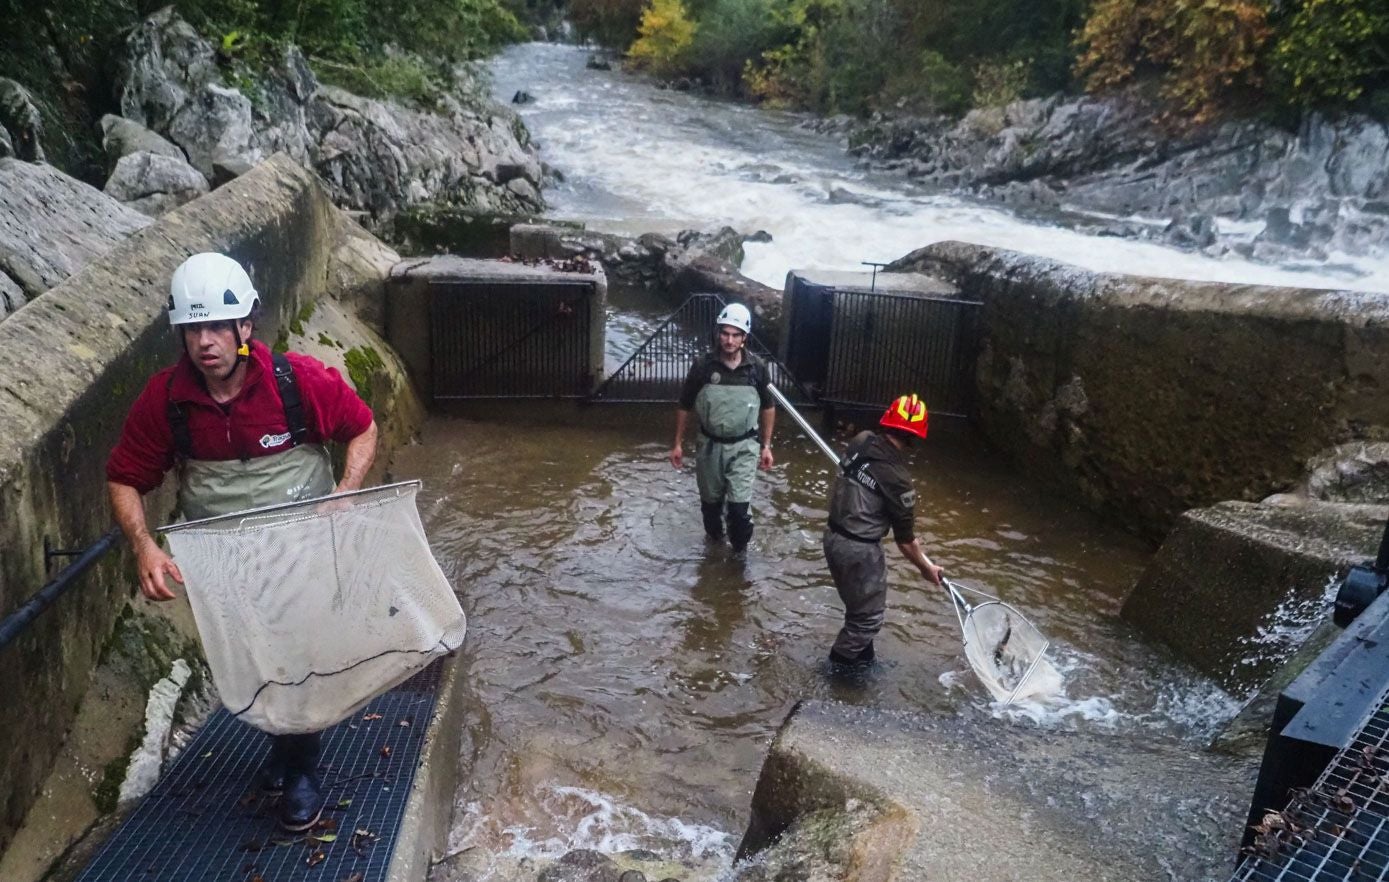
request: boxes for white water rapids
[490,42,1389,294]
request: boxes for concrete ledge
[892,241,1389,540]
[737,700,1254,881]
[385,651,466,882]
[1123,500,1384,694]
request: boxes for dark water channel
[389,304,1242,877]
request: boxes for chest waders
[694,377,761,551]
[166,352,334,816]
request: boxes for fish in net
[949,582,1061,704]
[161,481,466,734]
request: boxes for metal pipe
[767,384,841,468]
[0,527,123,653]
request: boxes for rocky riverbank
[817,91,1389,267]
[0,8,543,316]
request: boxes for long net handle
[767,383,842,468]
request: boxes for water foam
[492,42,1389,295]
[450,786,734,866]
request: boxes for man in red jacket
[107,252,378,831]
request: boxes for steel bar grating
[75,662,444,882]
[592,293,810,404]
[1234,690,1389,881]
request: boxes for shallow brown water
[390,402,1237,876]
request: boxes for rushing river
[489,41,1389,294]
[387,42,1352,880]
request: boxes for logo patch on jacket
[260,431,293,449]
[900,489,916,507]
[710,371,721,384]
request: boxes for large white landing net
[164,482,466,734]
[959,598,1062,704]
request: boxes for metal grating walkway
[1235,687,1389,881]
[75,662,444,882]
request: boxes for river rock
[100,114,186,170]
[0,270,22,318]
[0,158,152,303]
[0,78,44,161]
[538,849,621,882]
[848,89,1389,263]
[116,8,542,223]
[103,150,210,215]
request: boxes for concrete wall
[892,241,1389,541]
[0,154,421,855]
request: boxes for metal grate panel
[820,289,981,418]
[75,662,444,882]
[592,293,810,404]
[1234,689,1389,881]
[431,281,594,399]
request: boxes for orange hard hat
[880,393,928,439]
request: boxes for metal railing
[592,293,811,404]
[0,527,123,652]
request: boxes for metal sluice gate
[782,279,982,418]
[591,293,812,404]
[430,279,597,399]
[422,271,983,413]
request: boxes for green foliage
[1269,0,1389,107]
[570,0,646,47]
[972,57,1030,108]
[685,0,785,92]
[628,0,699,73]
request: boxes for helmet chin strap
[226,325,250,381]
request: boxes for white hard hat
[168,253,259,326]
[716,302,752,334]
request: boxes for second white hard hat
[716,302,752,334]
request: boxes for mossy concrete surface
[1122,500,1385,695]
[738,700,1255,881]
[893,242,1389,543]
[0,152,423,857]
[0,599,207,882]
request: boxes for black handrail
[0,527,124,652]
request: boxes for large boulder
[115,8,543,224]
[0,79,44,162]
[103,150,210,215]
[0,158,152,304]
[847,91,1389,263]
[100,114,186,171]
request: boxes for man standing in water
[669,302,775,553]
[824,393,943,667]
[106,252,377,831]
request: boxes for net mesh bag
[962,601,1061,703]
[164,482,466,734]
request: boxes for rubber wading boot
[701,502,725,541]
[277,733,324,832]
[256,736,290,796]
[727,502,753,552]
[828,641,875,668]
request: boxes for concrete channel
[5,153,1389,881]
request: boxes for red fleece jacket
[107,340,373,494]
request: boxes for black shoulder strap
[166,373,194,461]
[272,352,308,448]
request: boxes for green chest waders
[693,383,760,505]
[178,444,336,521]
